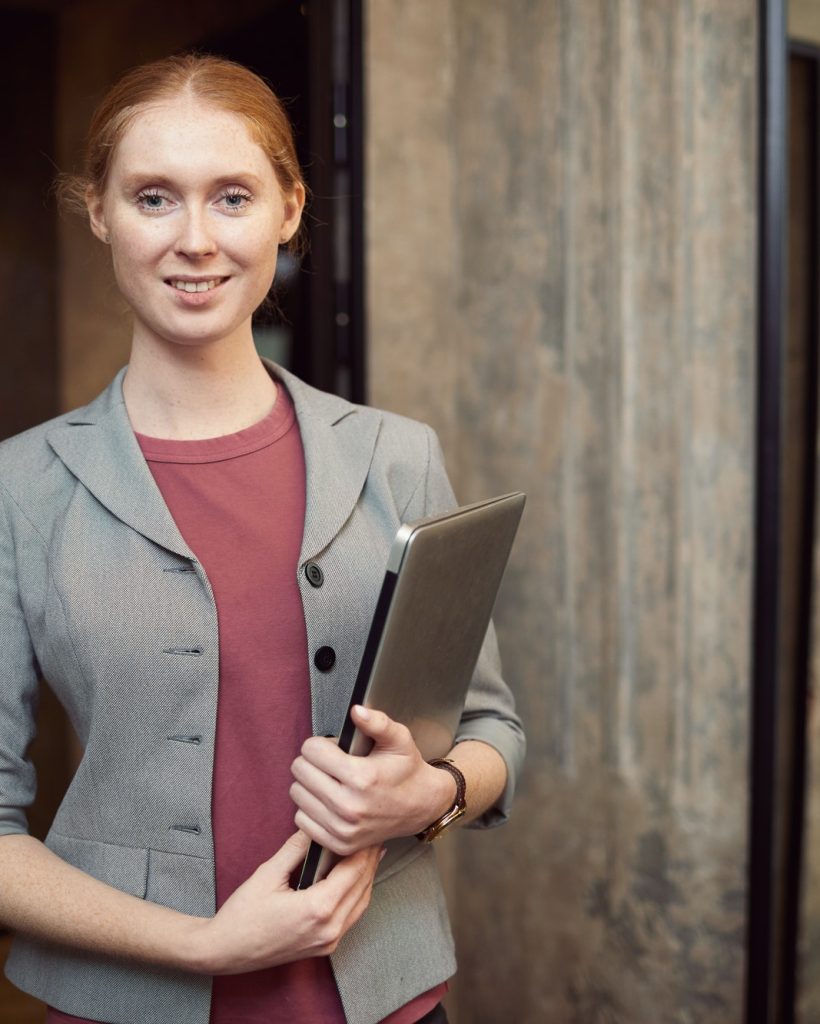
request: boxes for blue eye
[221,189,253,211]
[136,191,168,212]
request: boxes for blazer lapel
[272,364,381,564]
[46,361,380,564]
[46,369,194,560]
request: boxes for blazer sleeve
[0,482,40,838]
[401,425,526,829]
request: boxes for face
[87,94,304,353]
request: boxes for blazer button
[314,646,336,672]
[305,562,324,588]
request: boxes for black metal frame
[348,0,366,403]
[305,0,366,402]
[747,1,787,1021]
[747,12,820,1024]
[780,39,820,1024]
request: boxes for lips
[166,277,227,293]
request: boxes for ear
[279,182,306,245]
[86,186,110,244]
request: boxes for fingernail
[355,705,371,720]
[379,847,387,861]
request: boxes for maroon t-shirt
[46,385,445,1024]
[143,387,344,1024]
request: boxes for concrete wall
[366,2,758,1021]
[790,0,820,41]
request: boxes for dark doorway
[196,0,366,400]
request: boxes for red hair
[58,53,307,254]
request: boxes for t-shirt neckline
[135,384,296,465]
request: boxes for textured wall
[790,0,820,42]
[366,2,757,1021]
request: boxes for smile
[166,278,227,293]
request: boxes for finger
[298,737,357,780]
[261,830,311,882]
[334,847,381,931]
[339,861,378,933]
[290,754,347,807]
[290,781,355,837]
[350,705,413,754]
[319,845,381,913]
[293,807,362,856]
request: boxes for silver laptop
[297,491,526,888]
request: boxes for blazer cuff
[453,715,526,829]
[0,813,29,839]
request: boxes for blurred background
[0,1,818,1022]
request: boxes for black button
[305,562,324,588]
[314,646,336,672]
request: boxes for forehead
[110,96,272,183]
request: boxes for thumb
[265,830,311,882]
[350,705,412,754]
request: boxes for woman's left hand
[289,706,457,855]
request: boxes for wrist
[428,761,458,823]
[180,914,223,975]
[416,758,467,842]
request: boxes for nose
[174,207,217,259]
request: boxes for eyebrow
[118,172,266,191]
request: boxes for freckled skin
[87,95,302,357]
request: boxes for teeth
[171,279,221,293]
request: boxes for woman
[0,54,524,1024]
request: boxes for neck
[123,325,277,440]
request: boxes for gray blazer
[0,362,525,1024]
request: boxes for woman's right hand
[191,831,381,975]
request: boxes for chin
[138,314,251,352]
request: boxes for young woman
[0,55,524,1024]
